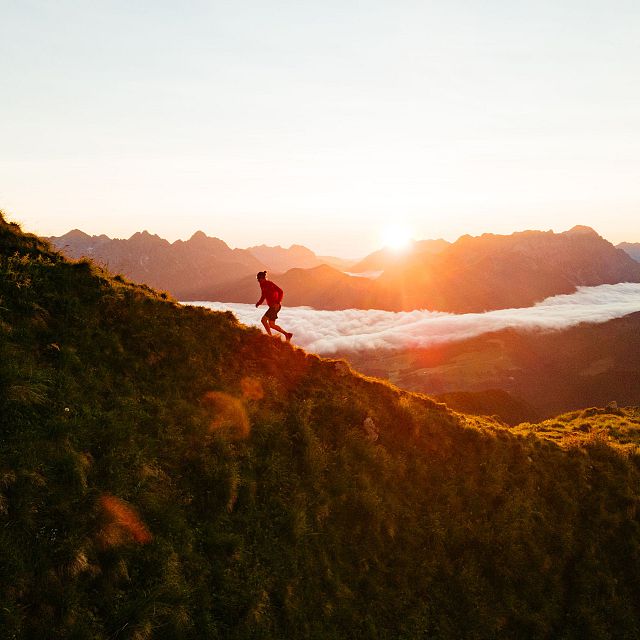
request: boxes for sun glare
[380,225,413,251]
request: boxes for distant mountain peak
[565,225,599,236]
[246,243,322,273]
[126,231,170,248]
[248,243,315,255]
[250,243,283,250]
[130,230,160,240]
[65,228,92,240]
[185,231,230,251]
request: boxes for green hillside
[515,405,640,449]
[2,213,640,639]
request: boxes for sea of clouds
[185,282,640,354]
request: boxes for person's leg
[269,320,293,341]
[265,305,283,336]
[269,320,287,336]
[261,314,272,335]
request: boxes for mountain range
[370,225,640,312]
[5,212,640,637]
[50,226,640,313]
[48,229,348,300]
[48,228,264,299]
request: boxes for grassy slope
[341,317,640,422]
[2,214,640,639]
[515,405,640,448]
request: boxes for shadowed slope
[618,241,640,262]
[343,312,640,421]
[204,263,377,309]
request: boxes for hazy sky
[2,0,639,256]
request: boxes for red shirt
[258,279,283,306]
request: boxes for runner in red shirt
[255,271,293,342]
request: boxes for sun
[380,224,413,251]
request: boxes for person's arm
[256,279,268,307]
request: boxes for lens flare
[97,494,152,547]
[240,376,264,400]
[203,391,250,439]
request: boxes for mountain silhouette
[372,226,640,312]
[48,228,266,299]
[51,226,640,312]
[207,263,377,309]
[5,212,640,637]
[247,243,326,272]
[49,230,351,301]
[205,226,640,312]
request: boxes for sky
[1,0,639,257]
[192,282,640,354]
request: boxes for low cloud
[186,282,640,354]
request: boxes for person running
[255,271,293,342]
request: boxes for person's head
[256,271,267,281]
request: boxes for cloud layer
[186,283,640,354]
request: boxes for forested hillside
[2,213,640,639]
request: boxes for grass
[2,211,640,638]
